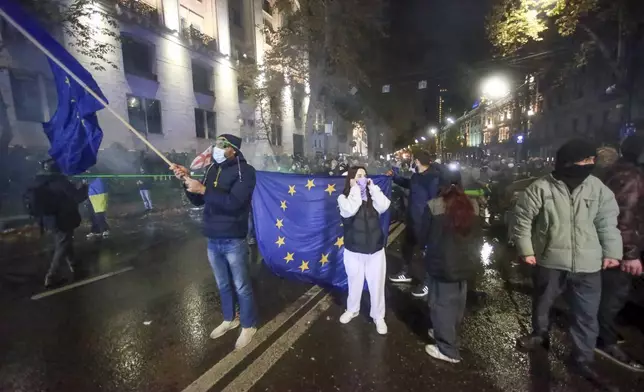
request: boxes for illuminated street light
[414,139,419,144]
[446,117,455,124]
[421,136,426,141]
[430,127,437,135]
[481,75,510,100]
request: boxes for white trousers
[343,248,387,321]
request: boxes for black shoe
[389,271,413,283]
[411,284,429,298]
[570,362,619,392]
[44,275,66,289]
[517,334,550,351]
[595,344,644,372]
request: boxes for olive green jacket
[513,174,622,273]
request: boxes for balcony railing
[114,0,161,27]
[182,25,218,54]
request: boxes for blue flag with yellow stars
[253,172,392,290]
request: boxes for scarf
[552,164,594,192]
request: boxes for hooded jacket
[185,150,256,239]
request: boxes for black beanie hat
[218,134,242,151]
[439,169,462,188]
[555,139,597,168]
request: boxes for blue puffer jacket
[185,151,256,239]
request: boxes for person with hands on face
[513,139,622,389]
[337,166,391,335]
[170,134,258,351]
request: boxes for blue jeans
[207,238,257,328]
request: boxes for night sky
[380,0,495,129]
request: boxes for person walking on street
[137,168,153,212]
[171,134,258,350]
[87,177,110,238]
[25,159,88,288]
[420,170,481,363]
[513,139,622,390]
[596,134,644,372]
[386,150,441,298]
[337,166,391,335]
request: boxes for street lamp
[414,139,419,144]
[481,75,510,100]
[421,136,426,141]
[446,117,455,124]
[430,127,437,135]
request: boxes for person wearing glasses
[171,134,258,350]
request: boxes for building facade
[0,0,306,165]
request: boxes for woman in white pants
[337,166,391,334]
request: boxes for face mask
[356,177,368,201]
[212,147,226,164]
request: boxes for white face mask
[212,147,226,164]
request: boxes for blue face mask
[212,147,226,164]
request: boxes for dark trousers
[400,228,428,284]
[47,229,75,278]
[598,268,632,346]
[532,266,601,364]
[428,276,467,360]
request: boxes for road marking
[31,267,134,300]
[181,285,324,392]
[183,222,406,392]
[388,222,406,246]
[222,295,332,392]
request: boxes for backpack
[23,182,58,217]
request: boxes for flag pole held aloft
[0,2,172,167]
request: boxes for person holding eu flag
[338,166,391,335]
[171,134,258,350]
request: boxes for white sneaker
[102,231,110,238]
[425,344,460,363]
[428,328,434,339]
[339,311,359,324]
[235,327,257,350]
[374,319,388,335]
[86,233,99,239]
[209,319,240,339]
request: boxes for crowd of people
[19,131,644,390]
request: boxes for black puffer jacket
[420,197,482,282]
[34,173,87,232]
[343,203,385,255]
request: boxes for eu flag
[253,172,392,289]
[0,0,108,175]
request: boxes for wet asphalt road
[1,211,643,392]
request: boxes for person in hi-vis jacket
[337,166,391,335]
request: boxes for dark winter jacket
[185,151,256,239]
[339,183,391,254]
[602,159,644,261]
[421,197,482,282]
[35,173,87,232]
[393,164,440,236]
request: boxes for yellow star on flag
[325,183,336,196]
[64,77,70,85]
[276,236,286,247]
[299,261,310,272]
[288,185,296,196]
[319,253,329,266]
[305,179,315,190]
[280,200,287,211]
[284,252,294,263]
[334,236,344,248]
[276,218,284,229]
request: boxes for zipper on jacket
[364,205,372,252]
